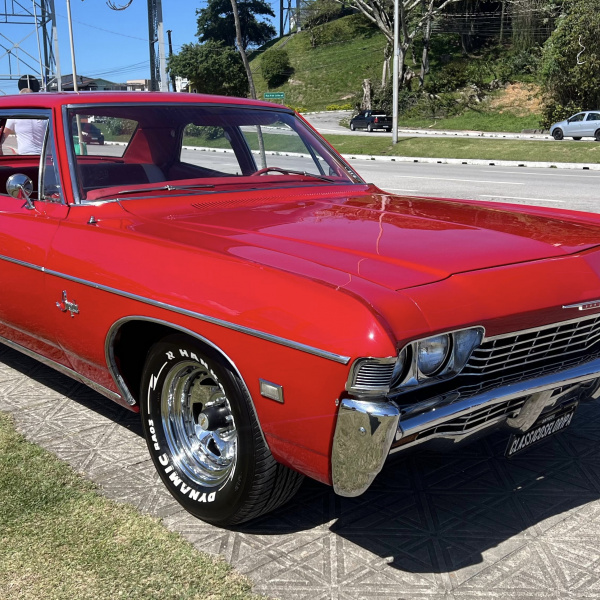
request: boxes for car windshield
[66,104,363,202]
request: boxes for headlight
[347,327,484,396]
[417,334,450,376]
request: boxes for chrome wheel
[161,360,237,487]
[141,335,304,524]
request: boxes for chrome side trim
[105,316,269,445]
[0,255,44,272]
[0,252,350,365]
[331,398,400,497]
[392,356,600,452]
[0,334,122,403]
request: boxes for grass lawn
[395,111,542,133]
[324,135,600,164]
[0,412,260,600]
[250,15,385,111]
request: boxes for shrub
[104,117,136,137]
[261,49,292,88]
[539,100,581,129]
[326,103,353,110]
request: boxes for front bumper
[331,356,600,497]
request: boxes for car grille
[393,313,600,420]
[463,314,600,377]
[393,397,527,449]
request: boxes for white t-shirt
[5,118,46,155]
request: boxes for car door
[565,113,586,137]
[584,112,600,137]
[0,108,70,365]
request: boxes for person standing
[2,88,47,155]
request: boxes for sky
[0,0,282,95]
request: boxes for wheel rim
[160,360,237,488]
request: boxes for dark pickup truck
[349,110,392,132]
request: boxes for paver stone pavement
[2,343,600,599]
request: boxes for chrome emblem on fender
[563,300,600,311]
[56,290,80,317]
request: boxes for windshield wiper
[114,183,215,197]
[253,167,335,183]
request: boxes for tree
[229,0,267,167]
[342,0,461,88]
[196,0,276,51]
[540,0,600,126]
[167,41,249,96]
[261,49,293,87]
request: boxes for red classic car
[2,92,600,526]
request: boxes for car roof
[0,91,286,111]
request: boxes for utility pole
[280,0,284,37]
[167,29,176,92]
[392,0,399,144]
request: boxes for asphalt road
[303,110,554,140]
[176,147,600,215]
[91,140,599,215]
[355,160,600,214]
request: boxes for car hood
[121,187,600,291]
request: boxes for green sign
[264,92,285,99]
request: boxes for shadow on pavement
[3,343,600,575]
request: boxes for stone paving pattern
[2,343,600,599]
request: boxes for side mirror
[6,173,35,210]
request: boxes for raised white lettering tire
[140,335,304,525]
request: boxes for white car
[550,111,600,141]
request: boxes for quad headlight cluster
[347,327,485,395]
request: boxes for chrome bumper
[331,398,400,497]
[331,357,600,497]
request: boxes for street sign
[18,74,40,93]
[264,92,285,99]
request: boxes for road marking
[491,170,600,179]
[383,188,419,193]
[480,195,566,203]
[393,175,524,185]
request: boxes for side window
[587,113,600,121]
[0,114,51,201]
[570,113,585,122]
[1,117,47,156]
[180,124,241,176]
[41,136,63,203]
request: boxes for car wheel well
[109,320,228,406]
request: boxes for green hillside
[250,14,386,112]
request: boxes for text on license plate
[506,403,577,458]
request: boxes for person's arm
[1,120,15,143]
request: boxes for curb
[108,140,599,171]
[394,128,551,140]
[340,153,600,171]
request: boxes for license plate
[505,402,578,458]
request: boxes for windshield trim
[78,180,367,205]
[62,102,363,205]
